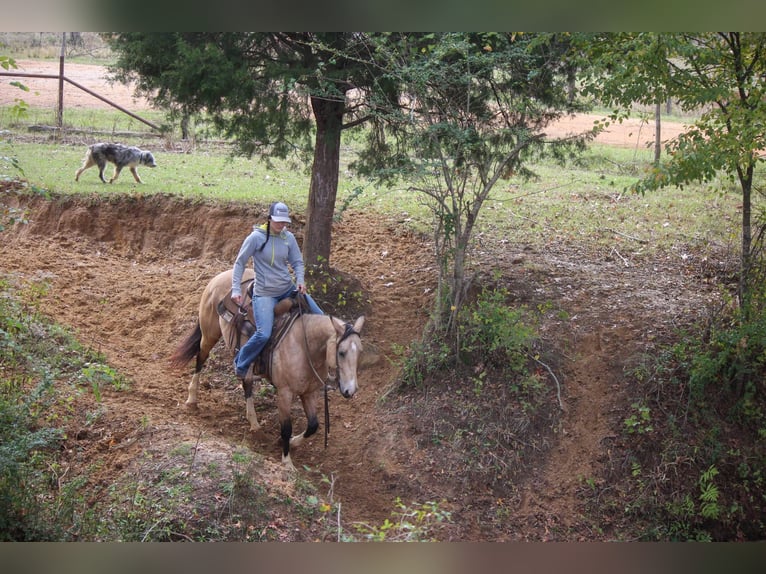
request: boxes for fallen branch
[603,227,649,244]
[189,430,202,474]
[529,353,565,412]
[610,246,630,267]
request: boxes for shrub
[459,284,538,371]
[688,292,766,426]
[0,282,66,539]
[0,277,130,540]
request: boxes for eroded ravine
[1,191,720,540]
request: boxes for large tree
[580,32,766,309]
[103,32,392,271]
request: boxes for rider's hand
[296,283,307,295]
[232,294,243,305]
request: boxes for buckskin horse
[169,269,365,471]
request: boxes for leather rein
[296,294,360,449]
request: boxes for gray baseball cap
[269,202,291,223]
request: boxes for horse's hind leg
[185,356,204,409]
[185,332,216,408]
[242,378,261,431]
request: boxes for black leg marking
[281,420,292,457]
[304,415,319,439]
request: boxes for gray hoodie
[231,224,305,298]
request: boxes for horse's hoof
[184,401,198,411]
[282,454,298,472]
[249,422,261,432]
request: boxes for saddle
[216,279,303,379]
[217,279,257,339]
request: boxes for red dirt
[1,62,717,541]
[2,59,154,112]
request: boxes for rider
[231,201,324,379]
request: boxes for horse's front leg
[242,377,261,431]
[277,390,319,471]
[288,391,320,450]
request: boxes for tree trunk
[448,235,467,338]
[447,199,480,341]
[654,101,662,166]
[739,164,754,311]
[304,95,345,271]
[566,64,577,104]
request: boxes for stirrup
[236,362,255,381]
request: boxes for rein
[229,279,255,354]
[297,294,359,449]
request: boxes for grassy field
[1,129,745,261]
[0,106,166,135]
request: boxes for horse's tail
[169,321,202,370]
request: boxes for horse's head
[331,315,365,398]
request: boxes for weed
[471,370,486,398]
[698,465,720,520]
[623,402,654,435]
[80,362,130,396]
[459,284,538,372]
[397,338,451,388]
[608,283,766,540]
[334,185,365,222]
[351,497,452,542]
[305,265,369,317]
[85,406,105,426]
[0,277,141,540]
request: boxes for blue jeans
[234,288,323,377]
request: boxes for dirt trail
[0,194,437,530]
[506,245,719,539]
[1,191,721,540]
[0,62,717,540]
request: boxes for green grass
[2,140,304,202]
[1,132,746,259]
[489,144,744,254]
[1,82,752,258]
[0,106,166,135]
[0,136,427,221]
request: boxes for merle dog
[75,143,157,184]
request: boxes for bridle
[297,294,360,448]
